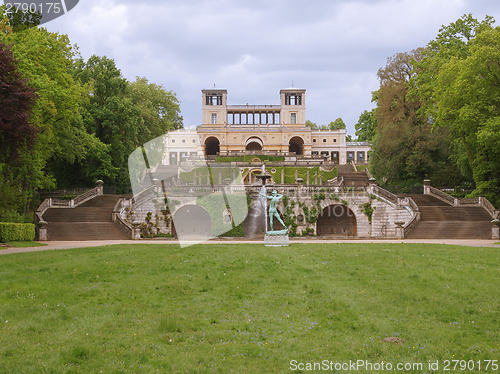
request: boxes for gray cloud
[46,0,500,134]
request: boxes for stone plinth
[264,230,289,246]
[492,219,500,240]
[38,221,48,241]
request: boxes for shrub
[0,223,36,242]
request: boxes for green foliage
[0,20,184,210]
[328,118,346,130]
[299,202,320,224]
[370,48,459,186]
[281,195,298,236]
[5,7,41,32]
[301,227,315,236]
[359,202,376,224]
[305,120,317,129]
[219,221,245,237]
[0,222,35,242]
[355,109,377,142]
[313,193,325,201]
[5,241,47,247]
[411,15,500,206]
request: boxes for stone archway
[205,137,220,156]
[172,205,212,238]
[245,137,263,151]
[289,136,304,155]
[316,204,357,236]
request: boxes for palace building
[163,88,371,165]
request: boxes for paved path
[1,238,499,255]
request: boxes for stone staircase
[43,195,130,241]
[403,194,492,239]
[338,164,369,187]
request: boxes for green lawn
[4,241,48,248]
[0,243,498,373]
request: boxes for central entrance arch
[317,204,357,236]
[205,137,220,156]
[289,136,304,155]
[245,137,263,151]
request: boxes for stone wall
[123,184,415,239]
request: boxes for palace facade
[163,88,371,165]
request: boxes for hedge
[0,223,36,242]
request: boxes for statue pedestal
[264,230,289,247]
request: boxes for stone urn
[394,220,405,239]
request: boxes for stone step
[405,221,491,239]
[42,194,129,240]
[419,206,491,221]
[47,222,129,241]
[43,207,112,222]
[404,194,450,206]
[78,195,122,208]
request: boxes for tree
[413,15,499,204]
[305,120,318,129]
[355,109,377,142]
[328,118,346,130]
[75,56,183,191]
[6,8,41,32]
[434,27,500,203]
[128,76,183,144]
[370,49,452,186]
[75,55,140,190]
[0,41,37,163]
[0,40,38,218]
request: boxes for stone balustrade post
[96,179,104,195]
[423,179,431,195]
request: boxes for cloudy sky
[43,0,500,135]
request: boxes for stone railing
[478,197,500,219]
[371,185,399,206]
[112,197,132,238]
[427,186,456,206]
[402,196,420,237]
[132,185,156,207]
[73,184,103,206]
[132,183,369,206]
[369,185,420,238]
[458,198,480,205]
[35,198,51,222]
[35,180,105,240]
[36,181,104,219]
[425,183,499,218]
[364,168,373,180]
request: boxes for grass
[0,243,498,373]
[4,241,48,248]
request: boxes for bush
[0,209,27,223]
[0,222,36,242]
